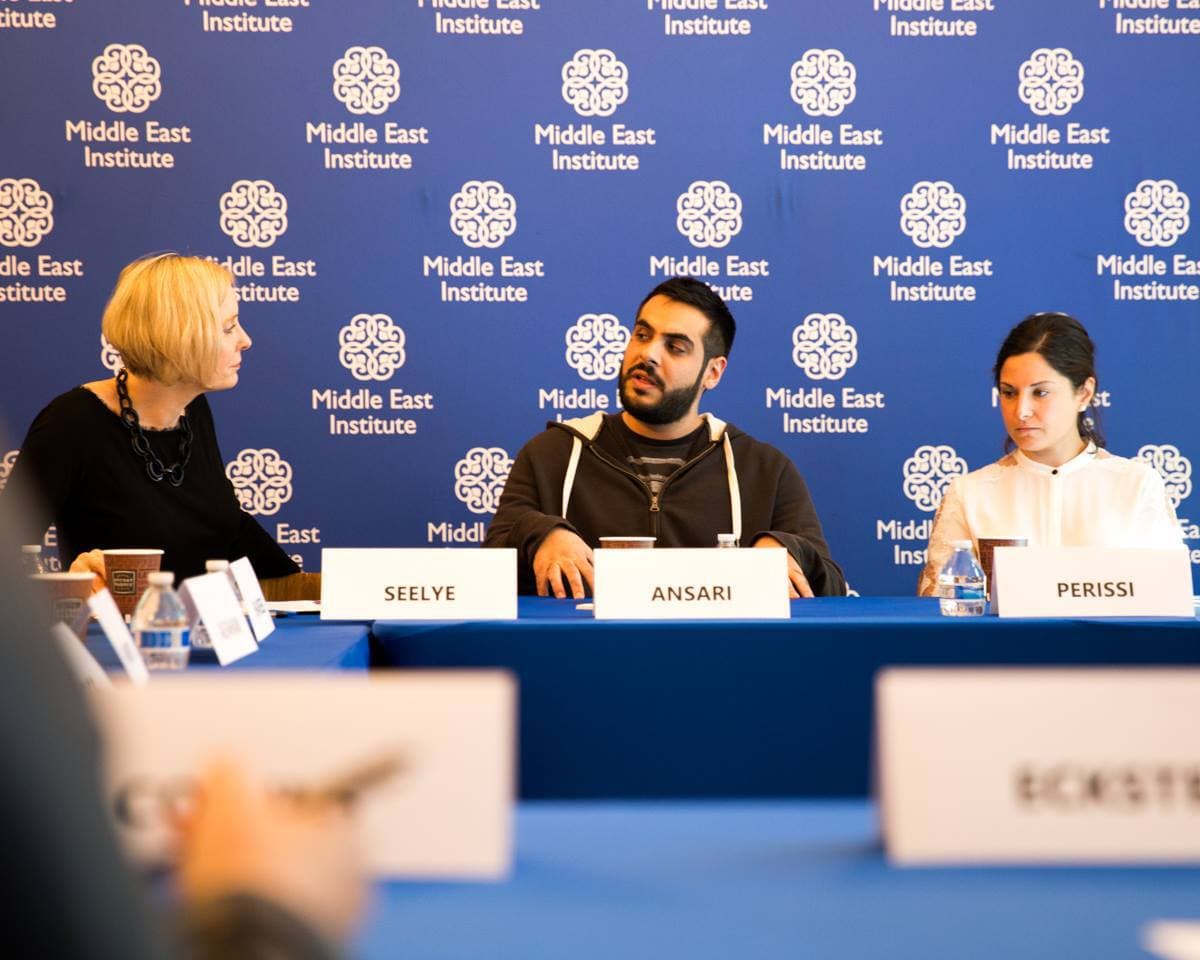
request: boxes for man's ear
[703,355,727,391]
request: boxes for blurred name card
[230,556,274,641]
[320,548,517,620]
[877,668,1200,865]
[993,546,1193,618]
[179,571,258,666]
[87,589,149,686]
[593,548,789,620]
[91,672,515,879]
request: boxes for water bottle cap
[951,539,973,549]
[20,544,42,554]
[146,571,174,586]
[716,533,737,546]
[205,559,230,572]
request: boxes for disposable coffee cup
[598,537,656,549]
[29,572,95,640]
[977,537,1028,603]
[102,548,164,617]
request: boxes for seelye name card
[321,548,516,620]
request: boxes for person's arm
[1131,466,1184,548]
[917,479,968,597]
[748,459,846,598]
[485,436,594,596]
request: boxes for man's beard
[619,363,706,426]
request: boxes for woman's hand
[68,549,106,593]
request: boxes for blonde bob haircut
[101,253,234,387]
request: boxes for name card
[993,546,1194,618]
[593,547,789,620]
[87,589,149,686]
[320,548,517,621]
[877,668,1200,864]
[230,556,275,641]
[180,571,258,666]
[52,622,112,690]
[90,671,515,878]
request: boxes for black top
[3,387,299,581]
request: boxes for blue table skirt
[85,616,373,671]
[359,800,1200,960]
[373,596,1200,799]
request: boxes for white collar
[1014,441,1098,477]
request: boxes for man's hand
[533,527,594,599]
[69,549,106,594]
[752,535,813,599]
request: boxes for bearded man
[484,277,846,599]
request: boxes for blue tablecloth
[373,597,1200,798]
[85,616,372,671]
[359,800,1200,960]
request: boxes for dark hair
[993,311,1105,450]
[636,276,736,361]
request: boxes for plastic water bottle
[190,559,242,650]
[937,540,986,617]
[132,571,191,670]
[20,544,45,575]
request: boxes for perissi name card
[92,672,515,878]
[593,547,789,620]
[877,668,1200,865]
[321,548,517,620]
[993,546,1194,618]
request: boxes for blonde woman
[5,253,306,592]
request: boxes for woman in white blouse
[918,312,1182,596]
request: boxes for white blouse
[917,444,1183,596]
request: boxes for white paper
[593,548,790,619]
[993,546,1194,618]
[87,589,149,686]
[179,572,258,666]
[93,672,515,878]
[321,548,517,620]
[52,622,112,689]
[230,556,275,641]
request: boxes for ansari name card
[91,672,515,878]
[877,668,1200,864]
[321,548,517,620]
[593,547,789,619]
[993,545,1193,618]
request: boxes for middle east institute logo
[0,178,53,248]
[219,180,288,249]
[100,334,124,373]
[790,49,857,118]
[565,314,628,381]
[1137,444,1193,509]
[792,314,858,381]
[677,180,743,250]
[454,447,513,515]
[339,314,406,382]
[900,181,967,250]
[92,43,162,114]
[1017,48,1084,117]
[449,180,517,249]
[561,49,629,118]
[332,46,401,116]
[1124,180,1191,248]
[902,444,967,513]
[0,450,17,492]
[225,449,294,517]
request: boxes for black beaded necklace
[115,368,192,486]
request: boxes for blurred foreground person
[919,312,1181,595]
[3,252,313,597]
[0,501,363,958]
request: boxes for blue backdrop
[2,0,1199,593]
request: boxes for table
[358,800,1200,960]
[373,597,1200,799]
[85,615,373,672]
